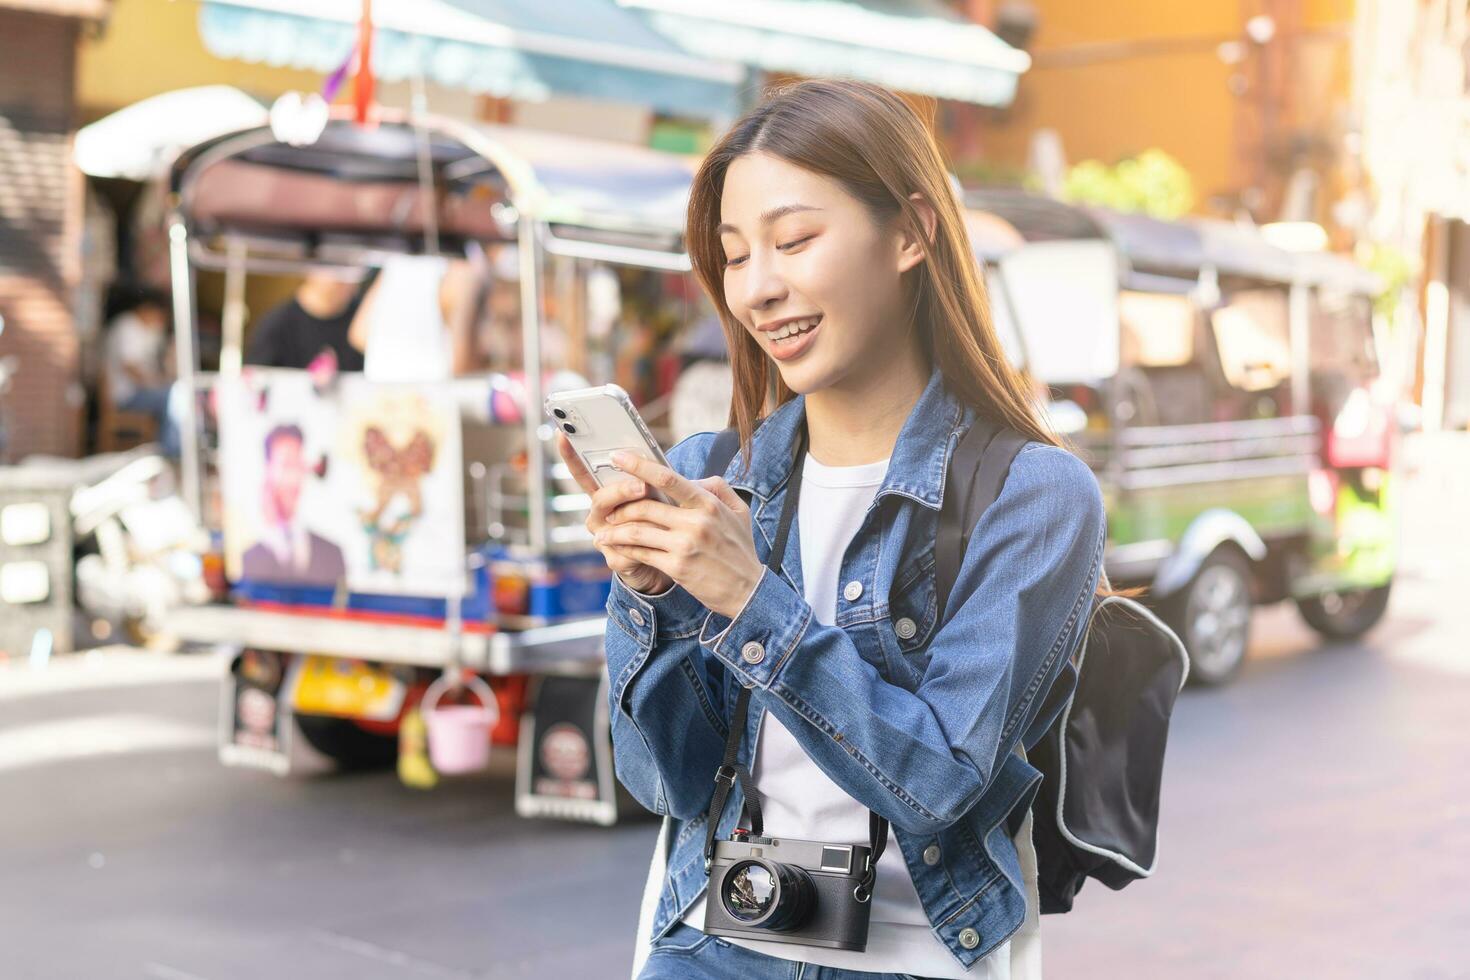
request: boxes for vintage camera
[704,831,876,951]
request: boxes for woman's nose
[738,253,788,314]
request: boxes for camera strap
[702,421,889,902]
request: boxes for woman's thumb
[698,477,745,511]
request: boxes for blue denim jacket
[603,368,1105,968]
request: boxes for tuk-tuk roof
[962,207,1027,262]
[964,189,1379,294]
[169,110,697,267]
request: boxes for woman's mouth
[766,315,822,361]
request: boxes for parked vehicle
[968,190,1396,684]
[160,107,700,821]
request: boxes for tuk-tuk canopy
[965,189,1380,295]
[169,111,698,269]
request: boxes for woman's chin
[774,360,828,395]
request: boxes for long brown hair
[686,79,1059,470]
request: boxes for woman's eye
[777,235,814,252]
[723,254,749,269]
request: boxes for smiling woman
[686,79,1059,471]
[558,80,1107,980]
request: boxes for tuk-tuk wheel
[1165,548,1253,687]
[1294,582,1392,641]
[295,714,399,771]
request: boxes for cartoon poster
[219,369,466,598]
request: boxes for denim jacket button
[843,580,863,602]
[922,844,941,866]
[628,608,646,628]
[740,641,766,665]
[895,617,917,640]
[959,927,980,949]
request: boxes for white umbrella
[75,85,270,181]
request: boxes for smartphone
[545,384,675,504]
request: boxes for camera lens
[562,423,577,435]
[721,858,814,932]
[552,408,567,419]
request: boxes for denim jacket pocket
[888,545,938,667]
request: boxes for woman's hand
[556,433,673,596]
[595,450,766,620]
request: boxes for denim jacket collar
[724,367,969,511]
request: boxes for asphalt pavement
[2,436,1467,979]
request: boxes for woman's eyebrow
[717,204,823,235]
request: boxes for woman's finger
[597,522,679,553]
[697,477,747,512]
[588,478,647,529]
[610,452,709,509]
[604,543,673,575]
[598,547,644,574]
[555,433,600,495]
[605,498,687,528]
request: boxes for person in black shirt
[244,271,372,370]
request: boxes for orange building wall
[977,0,1355,214]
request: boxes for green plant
[1061,149,1196,219]
[1356,240,1416,321]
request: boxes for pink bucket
[421,673,500,775]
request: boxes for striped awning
[619,0,1031,108]
[198,0,745,121]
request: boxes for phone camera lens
[552,408,568,419]
[562,423,577,435]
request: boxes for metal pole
[168,217,202,522]
[518,217,548,553]
[1423,218,1451,434]
[1288,282,1311,418]
[220,239,247,379]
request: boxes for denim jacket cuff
[608,573,706,642]
[698,567,811,689]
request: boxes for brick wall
[0,9,82,460]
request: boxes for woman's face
[719,152,922,394]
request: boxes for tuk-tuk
[163,109,700,823]
[968,190,1397,685]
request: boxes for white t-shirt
[362,255,453,383]
[679,451,1037,978]
[105,311,165,405]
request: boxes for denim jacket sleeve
[697,443,1106,836]
[602,431,729,819]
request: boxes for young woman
[557,80,1105,979]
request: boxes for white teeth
[770,316,820,341]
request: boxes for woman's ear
[896,192,938,274]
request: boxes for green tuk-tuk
[968,190,1397,685]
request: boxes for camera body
[704,831,874,951]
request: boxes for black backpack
[702,416,1188,914]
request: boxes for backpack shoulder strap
[702,426,742,481]
[935,416,1029,625]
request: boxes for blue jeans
[119,385,180,458]
[638,922,938,980]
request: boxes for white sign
[998,240,1120,384]
[219,370,466,598]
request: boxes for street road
[2,438,1467,979]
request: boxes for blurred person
[668,311,734,442]
[245,270,369,371]
[103,288,180,456]
[350,253,490,380]
[241,423,345,587]
[560,80,1105,979]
